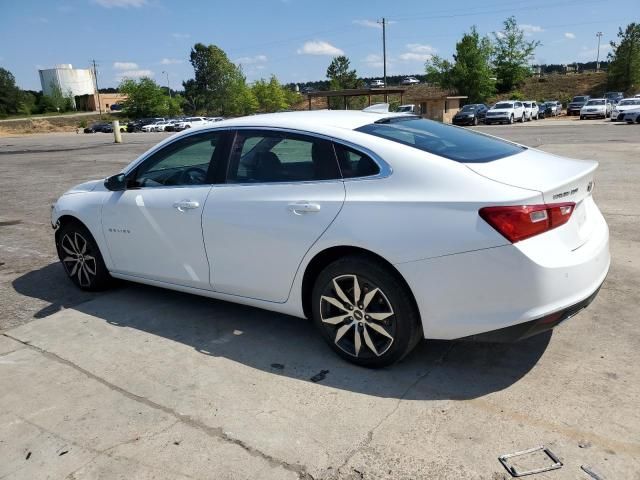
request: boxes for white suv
[523,101,539,120]
[484,101,526,124]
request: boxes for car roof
[203,110,409,131]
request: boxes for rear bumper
[458,280,604,342]
[396,201,610,340]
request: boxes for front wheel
[580,115,585,120]
[508,115,514,124]
[312,256,422,368]
[57,222,112,291]
[520,114,525,123]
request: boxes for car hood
[488,108,513,113]
[63,179,103,195]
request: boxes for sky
[1,0,637,91]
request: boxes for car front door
[102,130,230,289]
[202,129,346,302]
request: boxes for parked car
[580,99,612,119]
[400,77,420,85]
[622,108,640,124]
[174,117,209,131]
[554,101,563,115]
[567,95,590,116]
[164,119,184,132]
[611,98,640,121]
[301,86,317,95]
[52,110,609,367]
[109,104,122,111]
[540,102,560,117]
[142,121,167,132]
[83,122,112,133]
[452,104,489,126]
[484,101,526,124]
[522,101,539,121]
[604,92,624,104]
[127,118,164,133]
[369,79,385,88]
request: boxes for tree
[326,56,363,109]
[186,43,250,115]
[118,77,181,117]
[607,23,640,92]
[252,75,289,112]
[492,17,540,92]
[0,67,22,117]
[426,26,495,102]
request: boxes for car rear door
[202,129,346,302]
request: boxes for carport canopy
[305,87,407,110]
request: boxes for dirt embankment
[0,114,122,136]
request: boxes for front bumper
[581,111,606,117]
[452,117,475,125]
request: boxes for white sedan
[611,98,640,121]
[51,111,610,367]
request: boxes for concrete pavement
[1,125,639,479]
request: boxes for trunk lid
[466,148,598,250]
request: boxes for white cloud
[171,33,191,39]
[93,0,146,7]
[398,43,437,62]
[364,53,384,67]
[564,32,576,39]
[494,31,506,39]
[160,58,182,65]
[113,61,139,70]
[520,24,544,36]
[297,41,344,56]
[115,69,153,80]
[235,55,268,65]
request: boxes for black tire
[56,222,112,291]
[520,113,525,123]
[311,256,422,368]
[473,116,478,126]
[508,114,514,124]
[580,115,585,120]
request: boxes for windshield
[355,118,524,163]
[619,99,640,105]
[494,102,513,109]
[572,96,587,102]
[586,100,605,106]
[461,105,477,111]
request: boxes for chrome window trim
[124,125,392,185]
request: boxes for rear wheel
[312,256,422,368]
[57,222,112,291]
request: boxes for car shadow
[13,263,552,401]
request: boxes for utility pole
[378,17,388,102]
[92,59,102,116]
[595,32,603,72]
[162,70,171,98]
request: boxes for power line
[91,59,102,116]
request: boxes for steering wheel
[181,167,207,185]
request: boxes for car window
[333,144,380,178]
[355,118,525,163]
[227,130,341,183]
[131,132,221,188]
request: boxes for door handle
[173,200,200,212]
[288,202,321,215]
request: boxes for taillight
[479,203,575,243]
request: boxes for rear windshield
[355,118,525,163]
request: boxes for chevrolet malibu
[52,111,610,367]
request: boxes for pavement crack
[328,343,456,479]
[4,333,312,479]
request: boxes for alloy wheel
[319,274,395,358]
[60,232,97,288]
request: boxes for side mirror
[104,173,127,191]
